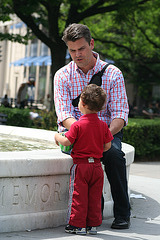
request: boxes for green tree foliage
[84,0,160,104]
[0,0,159,107]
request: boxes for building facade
[0,16,52,107]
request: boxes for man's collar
[74,51,100,74]
[92,51,100,72]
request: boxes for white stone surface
[0,125,56,141]
[0,149,72,177]
[0,126,135,233]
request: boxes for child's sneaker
[65,224,86,235]
[65,224,77,234]
[87,226,97,235]
[76,227,86,235]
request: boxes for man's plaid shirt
[54,52,129,132]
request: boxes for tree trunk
[49,41,67,111]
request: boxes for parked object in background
[29,111,41,120]
[0,113,7,125]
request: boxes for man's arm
[107,66,129,131]
[109,118,125,136]
[104,141,111,152]
[62,117,77,130]
[54,70,77,132]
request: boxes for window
[38,66,46,101]
[30,39,38,57]
[40,43,48,56]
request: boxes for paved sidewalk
[0,161,160,240]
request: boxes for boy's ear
[81,100,85,106]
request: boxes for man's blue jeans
[101,131,131,219]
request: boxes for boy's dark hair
[62,23,92,45]
[80,84,106,112]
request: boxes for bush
[0,106,33,127]
[123,118,160,158]
[32,109,57,131]
[0,106,57,130]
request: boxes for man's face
[67,37,94,73]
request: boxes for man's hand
[109,118,125,136]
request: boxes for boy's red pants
[67,160,104,228]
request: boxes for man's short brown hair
[62,23,92,45]
[80,84,106,112]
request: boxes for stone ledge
[0,126,135,233]
[0,210,67,233]
[0,149,72,177]
[0,144,134,177]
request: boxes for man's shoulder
[99,61,123,80]
[55,61,75,76]
[99,60,119,71]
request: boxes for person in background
[17,78,35,109]
[1,94,11,108]
[55,84,113,235]
[142,102,154,119]
[27,77,35,107]
[153,101,160,117]
[54,23,130,229]
[43,94,51,112]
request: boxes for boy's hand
[54,133,60,146]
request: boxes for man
[17,77,35,109]
[54,23,130,229]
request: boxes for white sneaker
[87,226,97,235]
[76,228,86,235]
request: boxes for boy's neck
[83,108,97,115]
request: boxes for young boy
[54,84,113,235]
